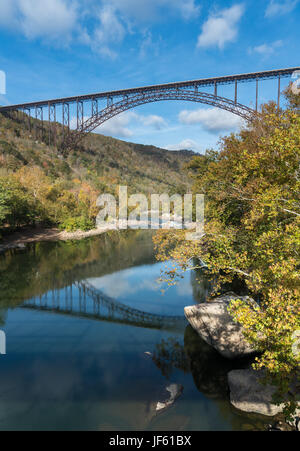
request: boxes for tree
[154,94,300,414]
[0,176,37,229]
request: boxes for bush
[59,215,95,232]
[0,176,38,228]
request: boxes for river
[0,230,269,431]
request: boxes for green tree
[154,94,300,414]
[0,176,37,229]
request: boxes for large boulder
[228,369,300,425]
[184,325,251,399]
[228,369,283,416]
[184,293,257,359]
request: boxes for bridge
[0,67,299,149]
[21,280,187,332]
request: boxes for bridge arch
[66,89,255,148]
[22,280,187,332]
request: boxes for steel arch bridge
[0,66,299,150]
[68,90,254,148]
[21,280,187,332]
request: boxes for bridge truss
[22,280,187,332]
[0,67,299,150]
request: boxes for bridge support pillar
[34,106,43,140]
[277,76,281,111]
[234,80,238,104]
[92,98,98,117]
[48,103,57,146]
[77,100,84,130]
[62,103,70,142]
[23,108,31,133]
[256,79,259,111]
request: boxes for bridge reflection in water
[21,280,187,332]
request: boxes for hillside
[0,112,194,233]
[0,113,193,193]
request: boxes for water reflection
[0,231,269,431]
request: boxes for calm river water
[0,231,269,431]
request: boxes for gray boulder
[184,293,257,359]
[228,369,300,422]
[155,384,183,413]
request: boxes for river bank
[0,226,112,253]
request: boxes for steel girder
[1,66,298,113]
[65,89,256,149]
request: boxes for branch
[228,267,252,278]
[281,208,300,217]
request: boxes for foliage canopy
[154,95,300,414]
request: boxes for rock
[184,293,257,359]
[267,421,295,432]
[155,384,183,413]
[184,325,251,399]
[228,369,300,419]
[287,409,300,431]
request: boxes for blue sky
[0,0,299,153]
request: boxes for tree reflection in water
[152,326,253,400]
[152,337,190,379]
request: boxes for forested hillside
[0,113,193,233]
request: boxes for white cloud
[0,1,17,27]
[0,0,200,56]
[0,0,77,40]
[20,0,77,40]
[107,0,200,22]
[250,40,283,57]
[95,113,133,138]
[165,139,202,152]
[88,270,160,299]
[265,0,299,17]
[179,107,244,133]
[93,5,126,58]
[139,31,161,58]
[90,0,200,56]
[135,113,168,130]
[97,111,168,136]
[197,4,245,49]
[70,113,133,138]
[70,110,167,138]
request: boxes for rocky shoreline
[0,225,113,254]
[185,293,300,431]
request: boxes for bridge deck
[0,67,299,112]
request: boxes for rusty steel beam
[278,75,281,110]
[256,79,259,112]
[92,98,98,117]
[64,88,256,150]
[77,100,84,130]
[62,103,70,141]
[235,80,238,104]
[48,103,56,146]
[0,67,298,112]
[34,106,43,139]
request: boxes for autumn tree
[154,92,300,414]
